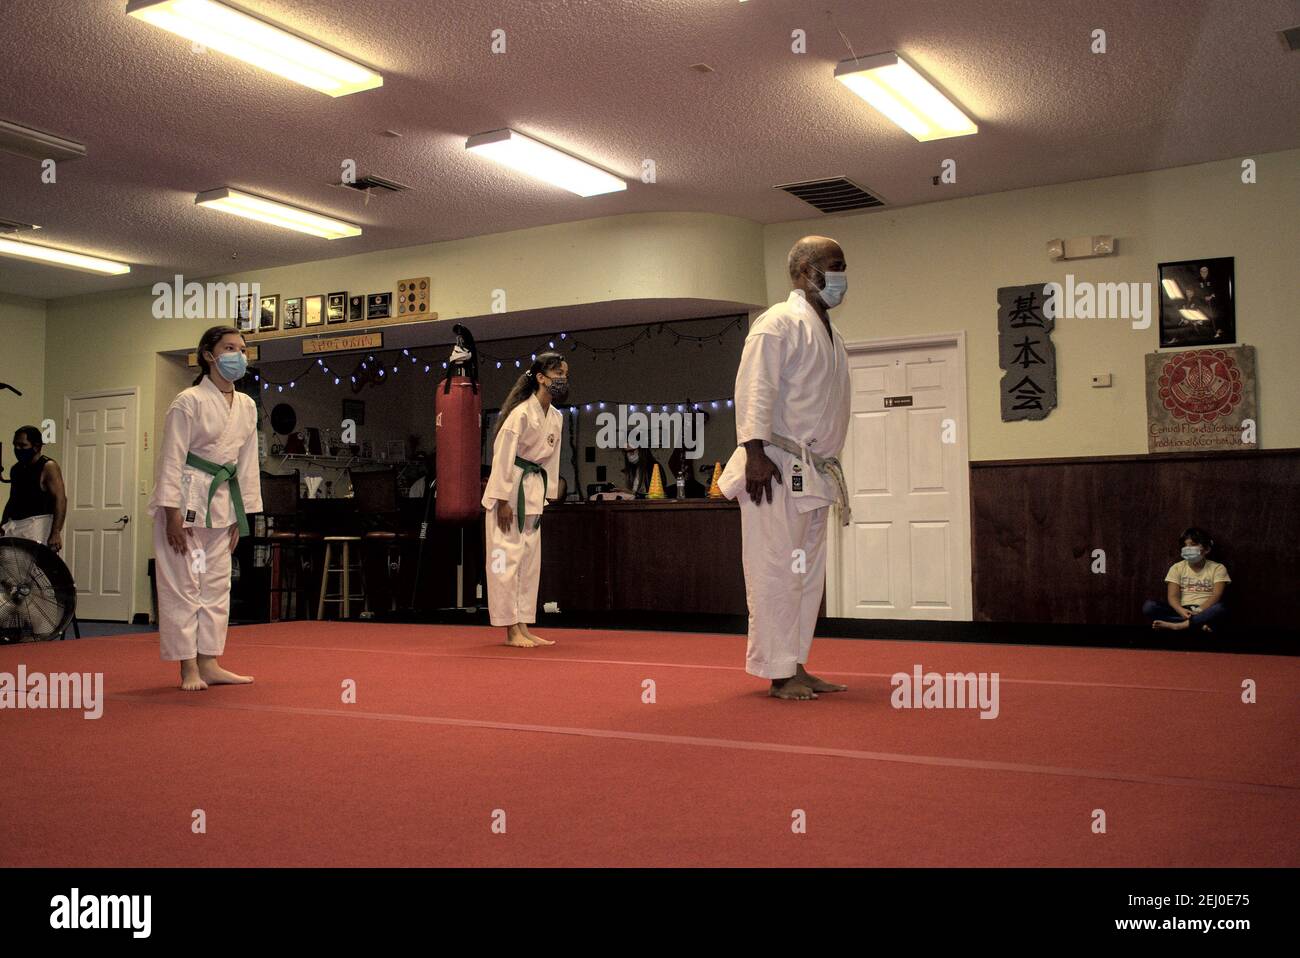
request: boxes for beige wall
[0,293,47,517]
[764,150,1300,461]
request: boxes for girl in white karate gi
[482,352,567,647]
[148,325,263,690]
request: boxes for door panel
[835,341,971,620]
[64,392,137,621]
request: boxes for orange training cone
[707,461,724,498]
[647,463,666,499]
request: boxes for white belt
[766,433,852,527]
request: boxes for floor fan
[0,536,77,643]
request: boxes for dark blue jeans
[1142,599,1229,629]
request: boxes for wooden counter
[241,496,754,617]
[532,499,748,615]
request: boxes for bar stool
[260,470,322,621]
[317,536,368,620]
[352,468,415,615]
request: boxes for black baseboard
[373,608,1298,656]
[64,612,1297,655]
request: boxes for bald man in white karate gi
[719,236,852,700]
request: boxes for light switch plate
[1091,373,1112,388]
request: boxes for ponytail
[493,350,565,438]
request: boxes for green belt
[185,452,249,536]
[513,455,546,533]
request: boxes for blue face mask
[214,352,247,382]
[1181,546,1203,562]
[811,265,848,308]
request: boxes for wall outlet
[1091,373,1112,388]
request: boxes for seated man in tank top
[1,425,67,553]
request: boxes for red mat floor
[2,623,1297,867]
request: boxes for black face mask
[14,447,37,464]
[546,378,569,402]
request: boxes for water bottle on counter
[676,471,685,499]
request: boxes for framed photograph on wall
[327,292,347,324]
[236,294,256,333]
[1158,257,1235,348]
[304,294,324,328]
[348,294,365,322]
[258,294,279,332]
[367,292,392,320]
[283,297,303,331]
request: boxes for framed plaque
[304,294,324,327]
[367,292,392,320]
[327,292,347,324]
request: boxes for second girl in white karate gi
[482,352,567,647]
[147,325,262,691]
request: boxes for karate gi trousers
[484,511,542,627]
[739,479,830,679]
[154,519,235,661]
[1,514,53,544]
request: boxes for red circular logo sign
[1157,350,1242,423]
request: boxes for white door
[830,335,971,620]
[64,390,138,621]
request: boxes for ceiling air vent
[335,174,411,195]
[776,177,884,214]
[1279,26,1300,51]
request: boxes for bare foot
[197,659,254,685]
[1201,624,1213,633]
[769,676,817,700]
[504,625,538,648]
[1153,619,1188,631]
[797,664,846,693]
[520,625,555,646]
[179,660,208,692]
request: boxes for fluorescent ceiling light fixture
[835,52,977,142]
[465,129,627,197]
[0,119,87,162]
[195,188,362,239]
[127,0,382,97]
[0,236,131,275]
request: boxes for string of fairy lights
[248,318,744,414]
